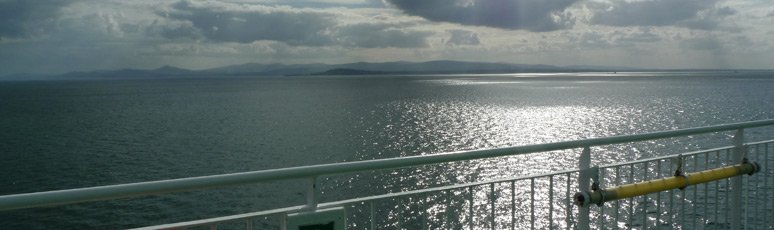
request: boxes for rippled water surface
[1,72,774,228]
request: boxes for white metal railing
[1,119,774,229]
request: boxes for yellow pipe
[575,162,760,207]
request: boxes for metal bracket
[672,154,688,190]
[305,177,318,211]
[590,166,600,192]
[589,166,604,207]
[575,166,605,207]
[672,154,683,177]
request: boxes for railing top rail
[1,119,774,211]
[138,139,774,230]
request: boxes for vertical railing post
[730,129,745,229]
[306,177,318,211]
[490,183,496,230]
[370,201,376,230]
[468,186,474,230]
[578,147,591,229]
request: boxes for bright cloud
[0,0,772,76]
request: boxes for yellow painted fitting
[575,162,760,207]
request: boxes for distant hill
[306,61,636,75]
[564,65,635,71]
[57,65,197,79]
[1,61,638,80]
[311,68,406,75]
[203,63,330,76]
[206,60,635,76]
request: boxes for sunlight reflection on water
[329,75,774,229]
[3,73,774,229]
[348,98,600,229]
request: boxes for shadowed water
[1,72,774,228]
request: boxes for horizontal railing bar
[1,119,773,211]
[138,170,582,230]
[746,139,774,146]
[585,139,774,169]
[319,169,580,208]
[130,205,306,230]
[601,146,737,168]
[601,139,774,168]
[134,140,774,230]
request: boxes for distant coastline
[0,60,634,80]
[1,60,771,81]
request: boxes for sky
[1,0,773,75]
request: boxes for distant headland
[3,60,767,81]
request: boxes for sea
[1,71,774,229]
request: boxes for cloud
[577,32,611,49]
[0,0,76,39]
[155,21,204,41]
[590,0,709,27]
[156,1,432,48]
[714,6,736,17]
[446,30,480,46]
[589,0,734,31]
[679,37,723,50]
[676,5,738,30]
[336,23,430,48]
[250,0,386,8]
[384,0,579,31]
[614,29,661,44]
[678,34,749,51]
[159,1,337,45]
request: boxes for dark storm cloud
[590,0,732,30]
[159,1,336,45]
[0,0,74,39]
[384,0,579,32]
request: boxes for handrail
[134,142,774,230]
[1,119,773,211]
[132,167,587,230]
